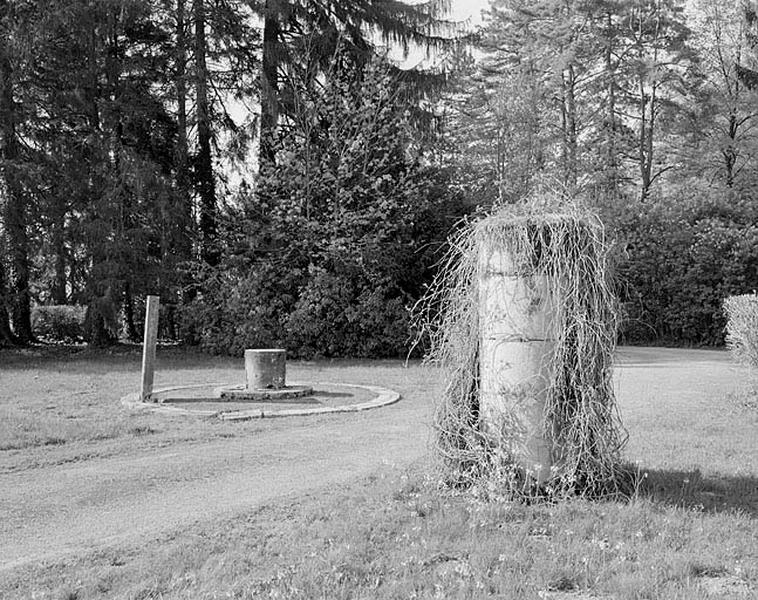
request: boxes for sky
[449,0,490,27]
[392,0,490,69]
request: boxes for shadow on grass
[636,468,758,517]
[312,390,352,398]
[0,345,238,372]
[0,345,413,373]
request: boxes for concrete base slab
[216,384,313,402]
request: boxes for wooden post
[140,295,160,401]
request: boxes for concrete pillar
[478,246,555,484]
[245,349,286,390]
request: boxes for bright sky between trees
[393,0,489,69]
[450,0,490,26]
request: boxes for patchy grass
[0,346,230,451]
[1,465,755,599]
[0,346,756,599]
[0,345,428,472]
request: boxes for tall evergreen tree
[256,0,457,169]
[0,0,33,342]
[617,0,693,200]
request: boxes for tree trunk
[83,17,114,346]
[604,10,619,198]
[259,0,281,168]
[639,76,657,201]
[123,281,138,341]
[52,207,67,304]
[0,16,32,343]
[174,0,192,264]
[106,7,138,343]
[638,80,650,199]
[0,258,17,345]
[724,111,737,187]
[194,0,217,266]
[563,65,578,190]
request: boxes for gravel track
[0,393,432,571]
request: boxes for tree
[0,0,34,342]
[184,50,464,356]
[443,44,549,205]
[446,0,610,203]
[0,0,260,345]
[682,0,758,188]
[256,0,457,169]
[172,0,192,269]
[614,0,693,200]
[193,0,217,265]
[16,0,181,343]
[448,0,695,205]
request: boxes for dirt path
[0,393,434,571]
[0,347,748,572]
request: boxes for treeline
[0,0,261,345]
[0,0,462,354]
[445,0,758,346]
[2,0,757,355]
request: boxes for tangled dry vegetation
[724,293,758,409]
[417,202,628,498]
[724,293,758,368]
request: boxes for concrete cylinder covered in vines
[419,205,627,497]
[478,244,555,484]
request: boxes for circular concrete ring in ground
[120,381,400,420]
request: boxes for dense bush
[180,54,465,358]
[616,189,758,345]
[31,305,87,342]
[284,267,412,358]
[178,262,299,355]
[724,294,758,366]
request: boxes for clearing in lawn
[0,346,756,599]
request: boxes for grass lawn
[0,345,423,473]
[0,346,756,599]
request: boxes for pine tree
[0,0,33,342]
[256,0,457,168]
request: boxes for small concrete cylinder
[478,245,556,484]
[245,349,286,390]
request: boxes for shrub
[32,305,87,342]
[616,188,758,346]
[284,267,411,358]
[177,262,297,356]
[180,51,466,358]
[724,294,758,367]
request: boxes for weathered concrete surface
[245,348,286,389]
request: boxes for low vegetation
[2,464,755,599]
[0,347,755,599]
